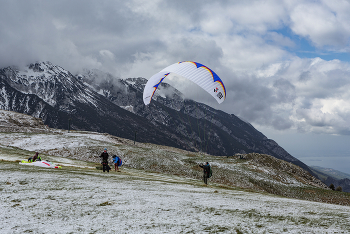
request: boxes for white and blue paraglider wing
[143,61,226,105]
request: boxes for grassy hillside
[1,131,350,206]
[1,109,350,206]
[1,110,350,233]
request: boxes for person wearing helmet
[99,148,110,172]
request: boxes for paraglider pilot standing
[100,148,110,172]
[199,162,212,185]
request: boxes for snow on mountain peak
[27,61,69,76]
[1,61,99,108]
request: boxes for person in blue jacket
[112,155,121,172]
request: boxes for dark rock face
[0,62,312,174]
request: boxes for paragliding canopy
[143,61,226,105]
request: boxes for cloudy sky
[1,0,350,173]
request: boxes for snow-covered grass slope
[2,161,350,233]
[1,109,350,233]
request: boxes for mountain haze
[311,166,350,193]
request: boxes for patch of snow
[1,163,350,233]
[125,80,136,86]
[0,132,118,152]
[121,105,134,113]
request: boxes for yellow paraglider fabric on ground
[19,160,62,169]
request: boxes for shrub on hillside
[335,186,343,192]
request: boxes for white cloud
[200,1,287,34]
[52,19,67,30]
[99,50,115,61]
[1,0,350,136]
[236,57,350,135]
[290,1,350,49]
[200,16,233,35]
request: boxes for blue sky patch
[274,27,350,62]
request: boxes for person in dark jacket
[28,152,41,162]
[199,162,211,185]
[99,148,110,172]
[32,152,39,162]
